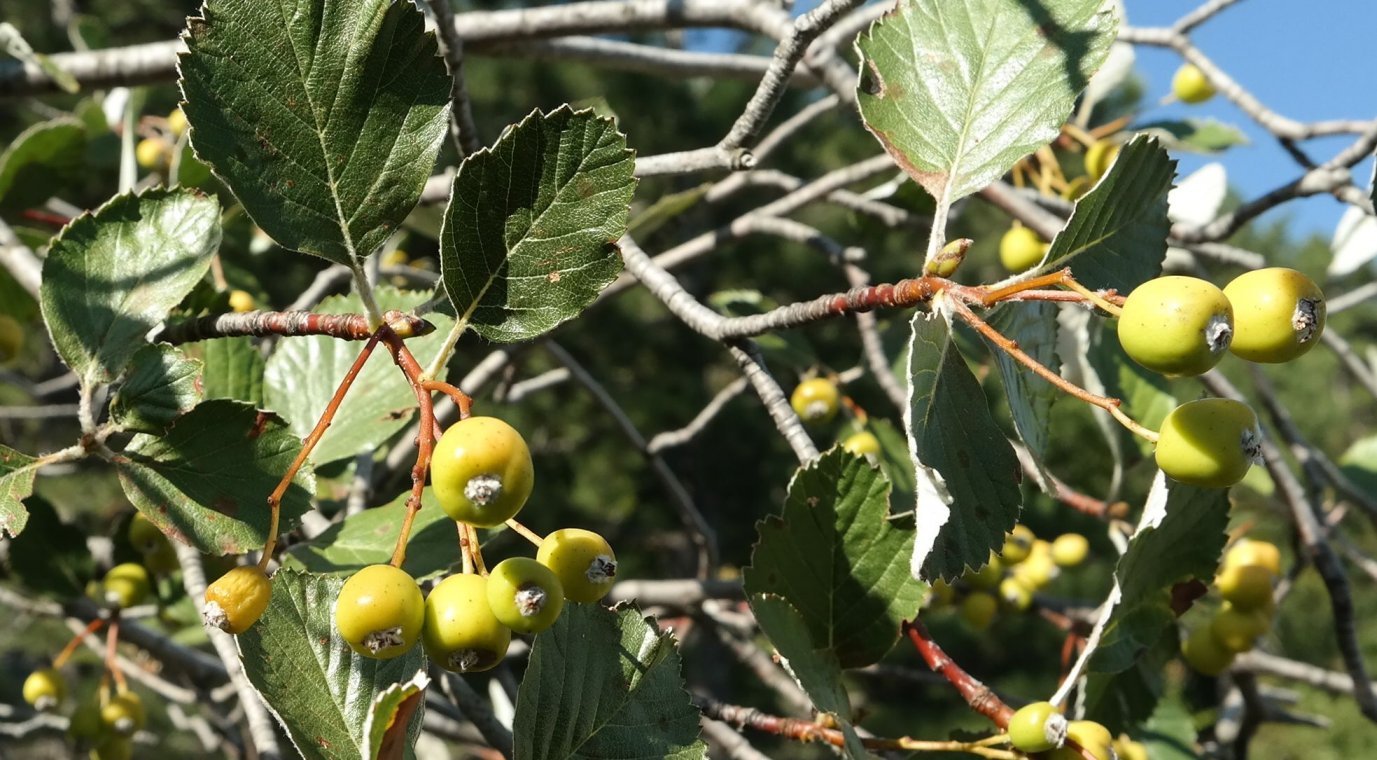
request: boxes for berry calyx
[1222,267,1325,363]
[1084,140,1120,182]
[959,591,997,630]
[1155,399,1262,488]
[1182,624,1235,676]
[841,431,881,458]
[1000,525,1036,564]
[1172,63,1216,104]
[537,528,618,603]
[204,566,273,634]
[422,573,512,673]
[100,691,145,736]
[430,416,535,527]
[487,557,565,634]
[1050,533,1089,567]
[1210,602,1272,652]
[999,225,1048,273]
[22,667,64,711]
[335,564,424,659]
[1007,701,1066,753]
[1118,276,1233,377]
[790,378,840,424]
[103,563,151,608]
[1215,563,1275,610]
[1223,539,1282,576]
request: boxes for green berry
[537,528,618,603]
[841,431,880,458]
[1007,701,1066,753]
[790,378,839,424]
[1084,140,1119,182]
[100,692,144,737]
[68,694,103,740]
[92,736,134,760]
[1223,539,1282,576]
[430,416,535,527]
[1000,525,1036,564]
[487,557,565,634]
[204,566,273,634]
[422,573,512,673]
[335,564,424,659]
[1223,267,1325,363]
[959,591,997,630]
[103,563,151,608]
[1118,276,1233,377]
[1173,63,1216,104]
[999,226,1048,272]
[1210,602,1271,652]
[1182,624,1235,676]
[963,553,1003,590]
[1155,399,1261,488]
[1215,563,1275,610]
[22,667,64,711]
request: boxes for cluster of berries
[134,107,188,172]
[1007,702,1148,760]
[1118,268,1325,488]
[1182,539,1282,676]
[929,525,1090,629]
[23,666,144,760]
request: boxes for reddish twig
[158,309,434,344]
[106,616,127,693]
[903,619,1014,727]
[53,617,106,668]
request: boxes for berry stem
[903,619,1014,727]
[951,299,1160,444]
[420,380,473,419]
[459,523,475,575]
[260,330,386,570]
[382,326,442,569]
[106,616,127,694]
[465,523,488,575]
[1060,278,1124,317]
[505,518,545,547]
[53,617,106,668]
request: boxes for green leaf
[1088,479,1228,675]
[237,570,426,760]
[439,106,635,343]
[115,400,314,555]
[111,344,204,433]
[628,183,710,240]
[868,418,916,506]
[750,594,875,760]
[282,489,458,581]
[855,0,1116,204]
[1135,118,1249,153]
[1081,632,1174,734]
[1044,135,1175,293]
[1339,434,1377,496]
[40,188,221,383]
[0,445,38,538]
[364,670,428,760]
[263,287,452,464]
[512,603,706,760]
[6,496,93,597]
[744,447,923,668]
[1140,697,1200,760]
[907,307,1022,581]
[179,0,451,264]
[0,117,86,210]
[194,335,265,406]
[985,303,1059,489]
[0,23,81,93]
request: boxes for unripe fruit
[68,695,103,740]
[1223,539,1282,576]
[1049,721,1114,760]
[167,107,188,136]
[422,573,512,672]
[1012,541,1057,589]
[142,541,179,575]
[103,563,151,608]
[959,591,998,630]
[537,528,618,603]
[1210,602,1272,652]
[790,378,840,424]
[841,431,880,458]
[92,736,134,760]
[1007,701,1066,753]
[1215,563,1275,610]
[1173,63,1216,104]
[127,512,166,555]
[135,137,167,169]
[0,314,23,363]
[335,564,424,659]
[999,225,1048,272]
[1084,140,1120,182]
[1000,525,1035,564]
[998,576,1034,611]
[204,566,273,634]
[100,692,145,736]
[1118,276,1233,377]
[1051,533,1089,567]
[228,289,255,313]
[1182,624,1235,676]
[487,557,565,634]
[431,416,535,527]
[1155,399,1261,488]
[964,554,1003,590]
[1222,267,1325,363]
[22,667,64,711]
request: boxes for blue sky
[1128,0,1377,240]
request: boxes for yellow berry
[1084,140,1120,182]
[1155,399,1261,488]
[135,137,167,169]
[790,378,840,424]
[22,667,64,711]
[999,226,1048,272]
[1049,721,1114,760]
[1000,525,1036,564]
[100,692,144,737]
[1223,267,1325,363]
[486,557,565,634]
[998,576,1033,611]
[1118,276,1233,377]
[1182,624,1235,676]
[1172,63,1216,104]
[228,289,255,313]
[167,107,188,136]
[423,573,511,673]
[1115,735,1150,760]
[1210,602,1271,653]
[959,591,998,630]
[1223,539,1282,576]
[335,564,424,659]
[203,566,273,634]
[1215,563,1275,610]
[1007,701,1065,753]
[103,563,151,608]
[841,431,881,458]
[537,528,618,603]
[1050,534,1089,567]
[430,417,535,527]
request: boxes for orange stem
[106,617,127,694]
[505,518,545,547]
[53,618,106,668]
